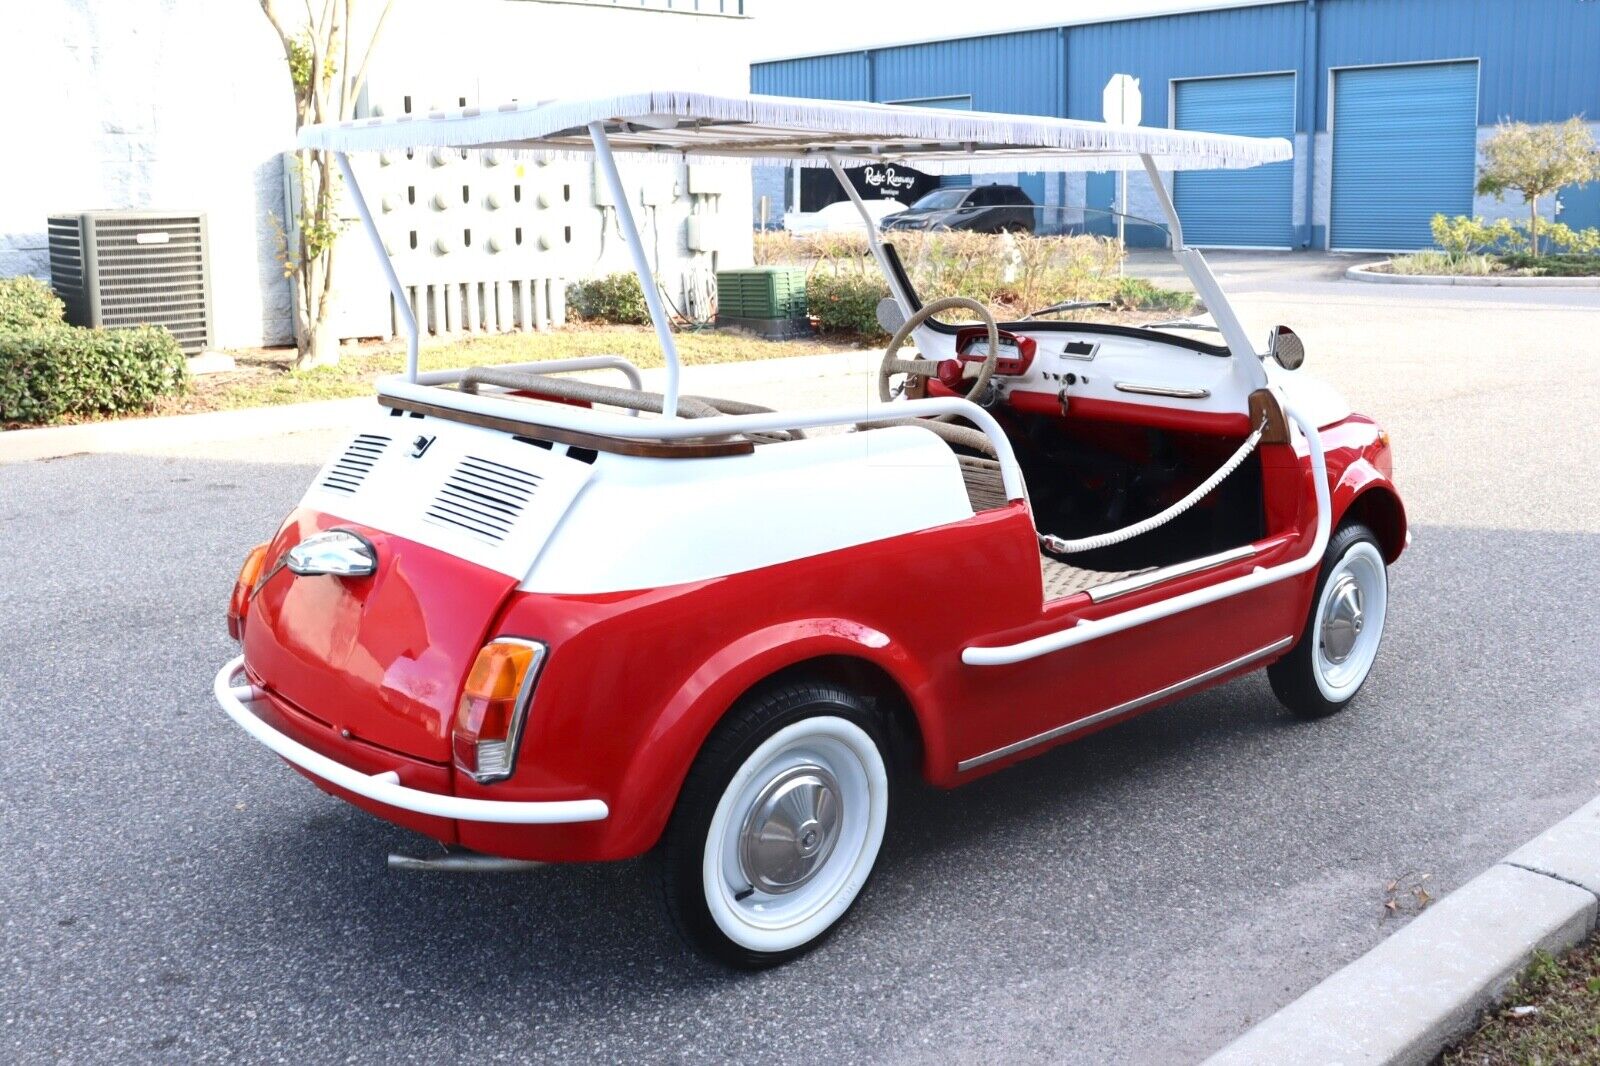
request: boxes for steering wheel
[878,296,1002,420]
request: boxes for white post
[1116,169,1127,275]
[587,121,681,418]
[336,152,419,381]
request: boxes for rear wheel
[657,681,890,969]
[1269,523,1389,718]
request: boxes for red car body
[234,409,1403,864]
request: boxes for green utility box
[715,266,808,325]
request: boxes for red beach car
[215,90,1405,967]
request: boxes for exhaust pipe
[387,848,547,873]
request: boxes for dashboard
[926,323,1267,437]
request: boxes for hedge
[807,272,891,339]
[0,323,188,424]
[0,276,66,331]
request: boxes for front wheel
[1269,523,1389,719]
[657,681,891,969]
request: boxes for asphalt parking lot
[3,259,1598,1063]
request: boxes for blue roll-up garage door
[1331,62,1478,251]
[1173,74,1296,248]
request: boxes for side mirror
[1268,325,1306,370]
[876,297,907,336]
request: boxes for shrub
[807,272,890,338]
[1430,214,1509,258]
[0,275,66,331]
[1536,221,1600,256]
[0,324,188,424]
[567,272,650,325]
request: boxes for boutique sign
[799,162,939,211]
[854,164,936,204]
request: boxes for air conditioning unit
[47,210,214,353]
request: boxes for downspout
[1058,25,1070,212]
[1300,0,1320,248]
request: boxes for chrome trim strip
[1114,381,1211,399]
[956,635,1293,772]
[1086,544,1258,603]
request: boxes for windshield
[907,189,968,211]
[754,204,1218,342]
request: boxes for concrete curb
[1346,262,1600,287]
[1204,797,1600,1066]
[0,348,878,465]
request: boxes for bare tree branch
[337,0,352,118]
[259,0,295,54]
[346,0,394,121]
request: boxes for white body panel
[524,425,971,594]
[302,414,973,592]
[1264,362,1353,428]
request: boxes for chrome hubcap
[1319,572,1365,664]
[738,765,841,895]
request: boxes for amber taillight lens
[227,543,270,641]
[452,640,546,783]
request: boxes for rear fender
[610,619,937,857]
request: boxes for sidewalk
[0,349,880,464]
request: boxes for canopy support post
[336,151,419,382]
[1139,153,1262,372]
[826,155,916,319]
[588,122,681,418]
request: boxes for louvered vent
[425,456,541,542]
[322,433,391,494]
[46,211,214,354]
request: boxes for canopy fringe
[299,89,1292,173]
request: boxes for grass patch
[24,324,859,425]
[1380,251,1600,278]
[1385,251,1498,277]
[1114,275,1199,313]
[1442,939,1600,1065]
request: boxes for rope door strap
[1039,417,1269,555]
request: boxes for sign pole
[1102,73,1143,277]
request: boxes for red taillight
[452,639,546,783]
[227,543,270,641]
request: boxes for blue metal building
[751,0,1600,251]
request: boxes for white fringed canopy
[298,89,1292,173]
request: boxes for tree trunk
[1530,195,1541,258]
[299,316,341,369]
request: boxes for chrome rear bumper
[213,656,608,826]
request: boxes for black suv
[880,183,1036,234]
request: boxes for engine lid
[302,408,596,579]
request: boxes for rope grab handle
[1039,417,1269,555]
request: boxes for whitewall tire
[1269,523,1389,719]
[658,681,891,968]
